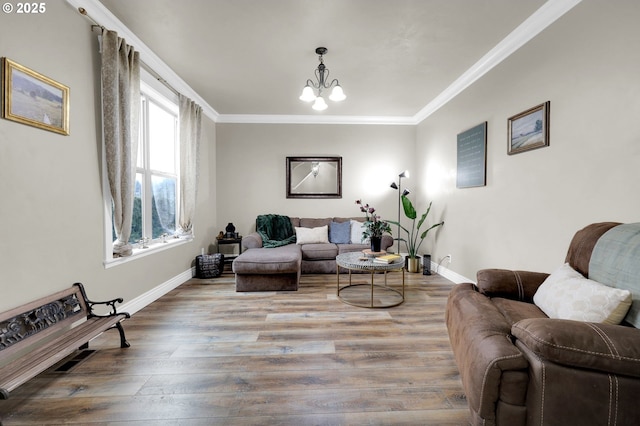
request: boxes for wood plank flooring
[0,271,469,425]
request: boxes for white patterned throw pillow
[350,220,370,244]
[533,263,632,325]
[295,225,329,245]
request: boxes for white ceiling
[81,0,579,124]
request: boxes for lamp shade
[329,84,346,102]
[312,96,328,111]
[299,85,316,102]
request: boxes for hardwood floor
[0,271,469,425]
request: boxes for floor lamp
[390,170,410,254]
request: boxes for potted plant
[355,200,392,252]
[387,195,444,272]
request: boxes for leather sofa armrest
[512,318,640,378]
[476,269,549,302]
[242,232,263,249]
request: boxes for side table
[336,252,405,308]
[217,237,242,270]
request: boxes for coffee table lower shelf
[336,252,405,308]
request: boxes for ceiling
[89,0,564,123]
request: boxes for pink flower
[354,199,391,238]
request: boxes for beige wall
[216,123,416,240]
[416,0,640,280]
[1,1,638,313]
[0,2,217,311]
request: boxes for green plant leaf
[419,221,444,239]
[386,220,410,235]
[416,201,432,231]
[401,195,416,220]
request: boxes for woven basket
[195,253,224,278]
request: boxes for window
[129,89,179,244]
[105,72,183,264]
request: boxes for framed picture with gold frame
[507,101,549,155]
[1,57,69,135]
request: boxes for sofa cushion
[350,219,369,244]
[300,218,332,228]
[513,318,640,378]
[329,221,351,244]
[232,245,301,274]
[295,225,329,245]
[289,217,301,227]
[301,243,338,260]
[337,243,370,255]
[534,263,632,325]
[491,297,548,326]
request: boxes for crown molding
[65,0,220,122]
[216,114,416,126]
[413,0,582,123]
[66,0,581,126]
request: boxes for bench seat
[0,283,129,399]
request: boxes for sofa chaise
[232,216,393,292]
[446,222,640,425]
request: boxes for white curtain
[178,94,202,236]
[101,29,140,256]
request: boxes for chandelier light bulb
[299,85,316,102]
[329,84,346,102]
[312,96,328,111]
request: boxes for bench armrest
[512,318,640,378]
[73,282,129,318]
[476,269,549,302]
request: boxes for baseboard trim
[430,262,473,284]
[119,268,194,315]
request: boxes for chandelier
[299,47,346,111]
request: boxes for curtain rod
[77,7,180,97]
[78,7,103,31]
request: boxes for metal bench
[0,282,129,399]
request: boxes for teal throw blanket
[589,223,640,328]
[256,214,296,248]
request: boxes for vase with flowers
[355,199,392,252]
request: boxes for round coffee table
[336,252,405,308]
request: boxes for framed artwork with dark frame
[1,57,70,135]
[507,101,549,155]
[457,121,487,188]
[286,156,342,199]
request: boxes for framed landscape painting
[1,58,69,135]
[507,101,549,155]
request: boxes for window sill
[104,236,192,269]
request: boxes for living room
[0,0,637,314]
[0,0,639,423]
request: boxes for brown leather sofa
[446,222,640,425]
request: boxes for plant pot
[406,256,421,273]
[370,236,382,253]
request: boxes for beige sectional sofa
[232,216,393,291]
